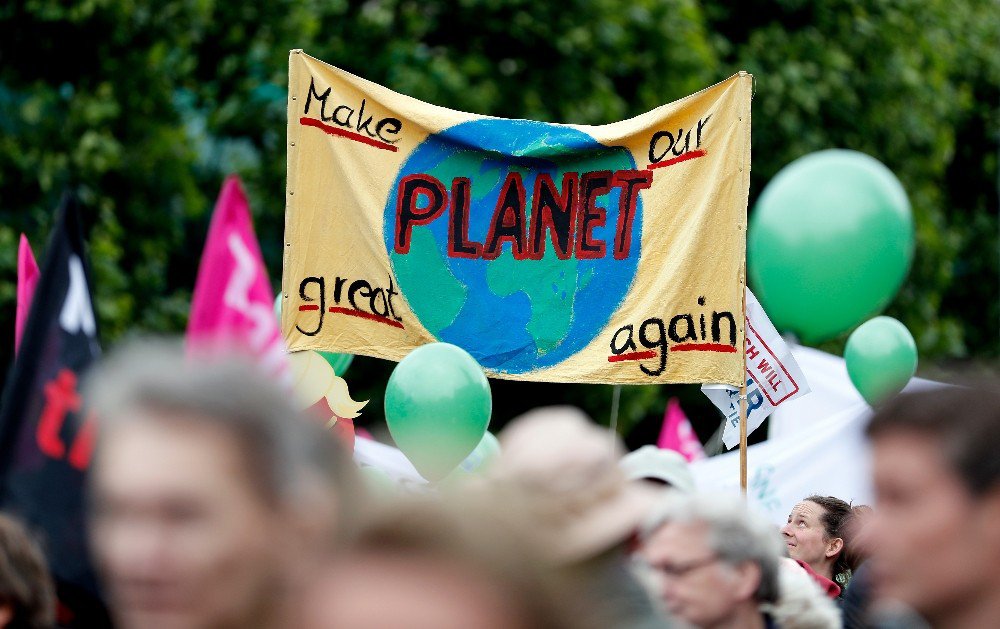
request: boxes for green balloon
[845,316,918,406]
[384,343,492,481]
[358,465,396,496]
[457,432,500,474]
[748,150,914,343]
[274,293,353,376]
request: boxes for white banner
[353,436,428,487]
[690,403,874,526]
[768,343,943,440]
[702,289,810,449]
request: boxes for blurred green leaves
[0,0,996,437]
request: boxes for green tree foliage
[707,0,999,359]
[1,0,996,438]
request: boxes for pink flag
[186,176,289,385]
[657,397,705,462]
[15,234,40,356]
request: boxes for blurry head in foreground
[841,504,875,571]
[780,495,852,586]
[867,385,1000,627]
[296,498,580,629]
[488,406,665,628]
[85,341,358,629]
[640,493,782,628]
[490,406,656,562]
[620,445,695,493]
[0,514,55,629]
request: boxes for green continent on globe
[385,118,642,373]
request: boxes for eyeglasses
[644,554,719,578]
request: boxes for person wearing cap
[621,445,695,493]
[488,406,669,629]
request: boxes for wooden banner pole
[739,265,749,494]
[739,379,748,493]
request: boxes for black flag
[0,194,110,626]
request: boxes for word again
[393,169,652,261]
[608,297,738,377]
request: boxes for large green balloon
[845,316,918,406]
[748,150,914,343]
[384,343,492,481]
[274,293,354,376]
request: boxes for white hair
[642,493,784,604]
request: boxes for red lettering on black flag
[0,194,111,627]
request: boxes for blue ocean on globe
[384,118,642,374]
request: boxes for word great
[393,170,653,260]
[294,273,403,336]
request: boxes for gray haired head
[642,493,783,604]
[84,339,358,517]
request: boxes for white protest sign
[702,289,810,449]
[690,402,873,526]
[353,436,428,487]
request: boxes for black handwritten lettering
[528,172,577,260]
[395,174,447,254]
[575,170,611,259]
[638,318,667,376]
[668,314,697,343]
[448,177,482,258]
[610,170,652,259]
[376,118,402,144]
[712,311,737,346]
[483,172,528,260]
[610,324,638,354]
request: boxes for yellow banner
[282,50,751,385]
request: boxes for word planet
[384,118,644,374]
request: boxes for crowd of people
[0,341,998,628]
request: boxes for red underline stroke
[298,304,320,311]
[672,342,737,353]
[299,117,399,152]
[329,307,405,329]
[647,149,707,170]
[608,351,658,362]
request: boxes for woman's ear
[825,536,844,559]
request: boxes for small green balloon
[845,316,918,406]
[457,432,500,474]
[358,465,396,496]
[384,343,492,482]
[748,150,914,342]
[274,292,354,376]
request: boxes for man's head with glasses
[638,494,783,628]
